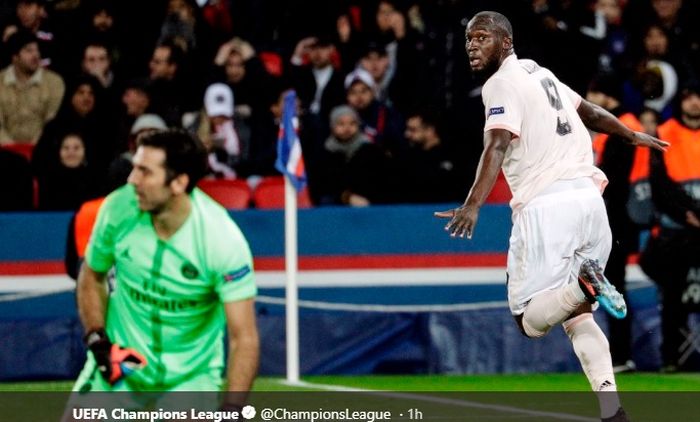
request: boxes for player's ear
[170,173,190,195]
[503,36,512,51]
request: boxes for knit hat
[131,114,167,134]
[329,105,360,126]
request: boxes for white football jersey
[482,55,608,210]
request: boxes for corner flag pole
[276,90,303,383]
[284,177,300,383]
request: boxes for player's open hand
[434,205,480,239]
[628,131,669,152]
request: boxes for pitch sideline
[275,379,598,422]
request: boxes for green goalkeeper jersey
[85,184,256,389]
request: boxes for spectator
[593,0,630,73]
[147,39,191,126]
[369,0,428,110]
[357,41,392,103]
[357,39,422,115]
[77,0,127,75]
[344,68,406,157]
[1,0,58,69]
[186,82,242,179]
[34,132,100,210]
[158,0,218,94]
[80,40,121,112]
[639,106,661,135]
[640,82,700,372]
[81,41,116,91]
[333,6,364,74]
[289,34,346,119]
[107,113,168,187]
[210,38,270,157]
[396,110,462,203]
[649,0,700,69]
[158,0,214,58]
[529,0,602,93]
[316,105,394,206]
[115,78,153,151]
[622,23,680,121]
[251,85,302,180]
[32,75,117,194]
[0,29,64,145]
[587,73,642,373]
[1,0,46,41]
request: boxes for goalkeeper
[70,129,259,400]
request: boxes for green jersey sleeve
[196,191,257,302]
[214,221,257,303]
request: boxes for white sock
[522,283,586,337]
[563,313,620,418]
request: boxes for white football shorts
[506,177,612,315]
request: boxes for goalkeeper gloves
[84,329,147,385]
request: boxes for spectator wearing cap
[289,34,346,119]
[344,67,406,157]
[0,29,64,144]
[316,105,395,206]
[185,82,245,179]
[127,113,167,158]
[107,113,168,190]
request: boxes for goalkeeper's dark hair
[137,129,207,193]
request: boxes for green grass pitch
[1,374,699,421]
[2,373,699,392]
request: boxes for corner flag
[275,90,306,191]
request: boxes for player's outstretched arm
[576,99,669,151]
[435,128,511,239]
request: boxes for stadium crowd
[0,0,699,371]
[0,0,695,210]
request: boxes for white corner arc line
[279,380,598,422]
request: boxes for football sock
[563,313,620,418]
[522,282,586,337]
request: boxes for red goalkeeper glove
[84,329,147,385]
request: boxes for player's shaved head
[470,11,513,41]
[465,11,514,77]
